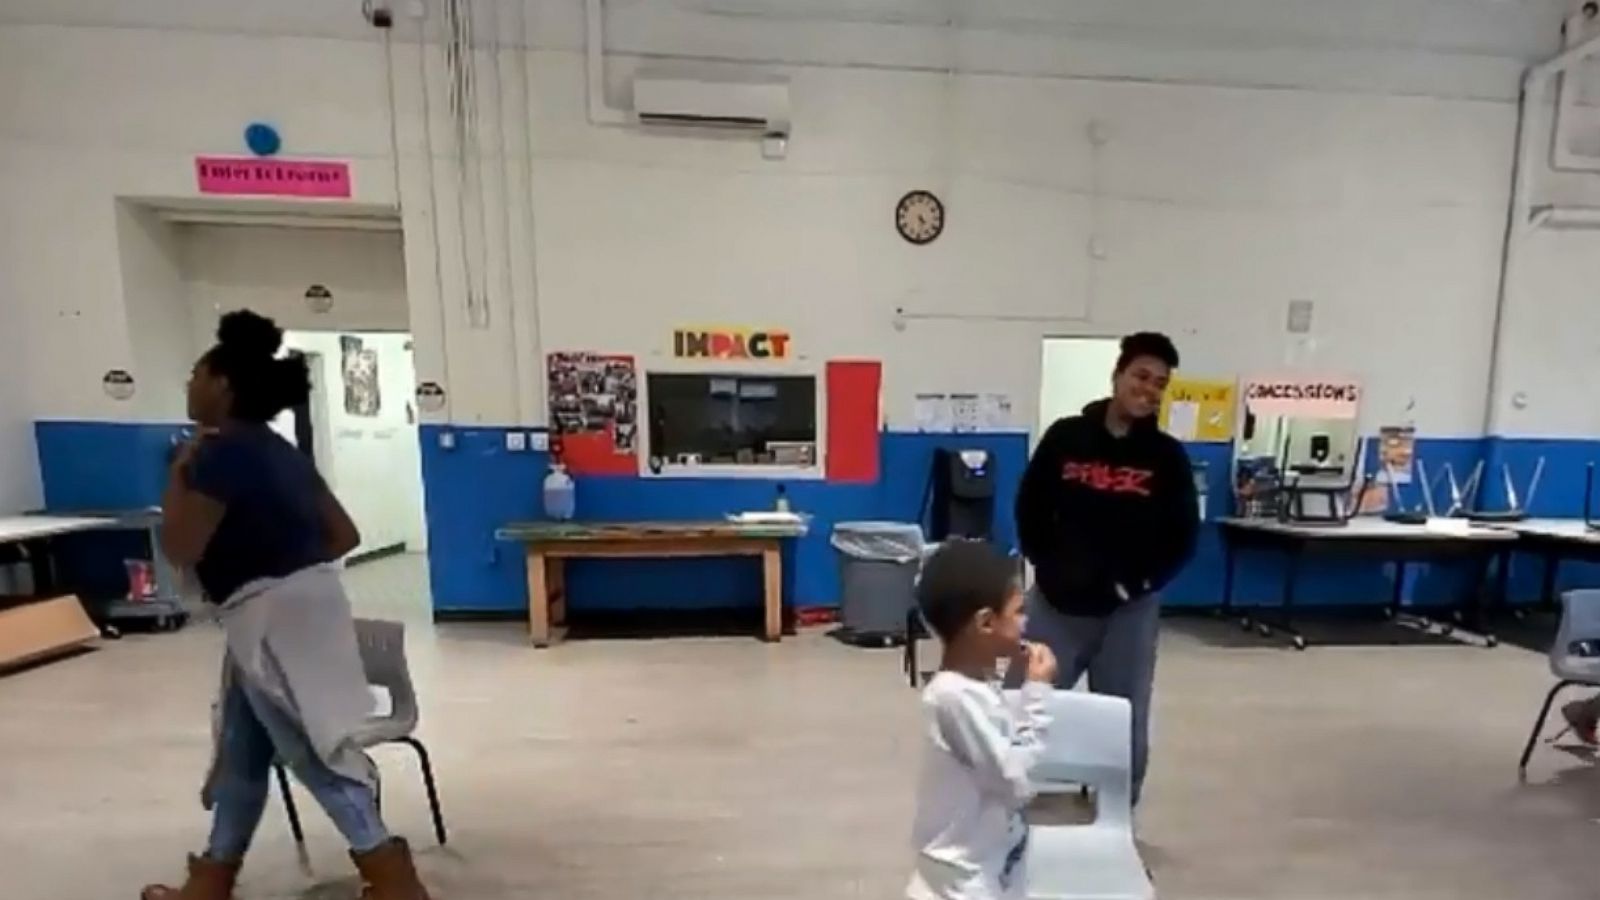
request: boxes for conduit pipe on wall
[486,0,525,424]
[1482,24,1600,436]
[414,3,455,421]
[515,0,548,420]
[586,0,631,126]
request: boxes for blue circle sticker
[244,122,281,157]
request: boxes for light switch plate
[506,431,528,452]
[529,431,549,452]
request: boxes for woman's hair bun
[216,310,284,359]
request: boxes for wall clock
[895,189,945,245]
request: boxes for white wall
[181,224,411,347]
[5,1,1600,443]
[116,202,191,421]
[0,288,38,512]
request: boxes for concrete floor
[4,555,1599,899]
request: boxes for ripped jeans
[204,673,388,861]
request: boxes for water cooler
[922,448,997,541]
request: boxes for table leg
[1388,561,1407,620]
[549,557,567,628]
[527,549,551,648]
[1220,539,1237,619]
[761,542,782,642]
[1474,550,1503,648]
[1540,551,1560,613]
[1281,546,1305,650]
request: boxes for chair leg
[399,736,448,845]
[905,609,919,690]
[1519,680,1576,775]
[274,763,306,845]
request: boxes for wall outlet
[506,431,528,452]
[529,431,549,452]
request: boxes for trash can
[832,521,926,645]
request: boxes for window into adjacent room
[646,372,818,470]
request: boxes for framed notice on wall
[546,352,639,476]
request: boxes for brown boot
[351,838,432,900]
[140,854,240,900]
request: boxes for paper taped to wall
[1165,401,1200,441]
[914,393,951,432]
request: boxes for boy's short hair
[1115,331,1179,373]
[917,539,1019,643]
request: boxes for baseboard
[433,609,526,623]
[346,543,406,567]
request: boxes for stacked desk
[497,519,809,647]
[0,515,111,669]
[1218,517,1515,649]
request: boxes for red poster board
[547,352,640,476]
[826,360,882,483]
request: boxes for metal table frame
[1500,520,1600,612]
[1218,518,1512,650]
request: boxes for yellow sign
[672,327,791,360]
[1159,378,1237,443]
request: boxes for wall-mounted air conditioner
[631,72,791,138]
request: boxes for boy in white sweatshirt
[909,540,1058,900]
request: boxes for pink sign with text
[195,157,352,198]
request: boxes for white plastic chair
[275,619,447,845]
[1024,690,1155,900]
[1517,589,1600,775]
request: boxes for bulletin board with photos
[546,351,640,476]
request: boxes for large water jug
[543,463,576,521]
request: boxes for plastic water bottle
[543,463,576,521]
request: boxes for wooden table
[496,520,809,647]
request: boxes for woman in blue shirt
[143,311,430,900]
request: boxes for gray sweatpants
[1020,587,1160,806]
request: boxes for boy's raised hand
[1023,641,1058,685]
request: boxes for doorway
[272,331,427,560]
[1038,336,1119,439]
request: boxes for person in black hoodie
[1015,331,1198,806]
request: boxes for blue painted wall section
[35,420,187,510]
[33,420,189,600]
[419,425,1029,613]
[31,419,1600,614]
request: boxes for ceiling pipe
[1481,23,1600,436]
[586,0,630,125]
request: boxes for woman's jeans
[205,674,389,861]
[1021,587,1160,806]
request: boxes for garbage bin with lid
[831,521,926,645]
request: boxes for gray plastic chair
[1517,589,1600,775]
[275,618,448,845]
[1003,689,1154,900]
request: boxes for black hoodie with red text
[1016,399,1199,617]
